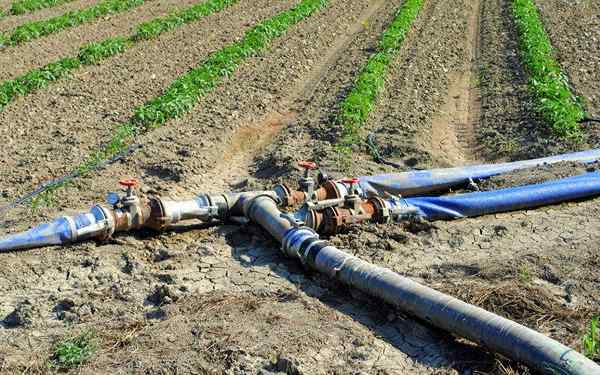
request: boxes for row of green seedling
[512,0,585,138]
[0,0,76,19]
[336,0,424,151]
[0,0,239,110]
[0,0,149,46]
[30,0,329,207]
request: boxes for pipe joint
[281,227,324,263]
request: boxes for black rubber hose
[579,117,600,124]
[366,133,404,169]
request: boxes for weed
[583,315,599,360]
[517,264,532,283]
[512,0,585,138]
[337,0,424,149]
[23,0,329,208]
[10,0,74,15]
[49,330,96,369]
[478,64,488,84]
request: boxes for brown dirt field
[0,0,100,33]
[0,0,15,9]
[1,0,599,374]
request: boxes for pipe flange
[368,197,389,223]
[92,205,116,239]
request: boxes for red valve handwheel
[298,161,318,170]
[119,178,138,188]
[341,178,359,185]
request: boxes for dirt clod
[3,300,35,328]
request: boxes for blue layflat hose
[402,171,600,220]
[359,148,600,197]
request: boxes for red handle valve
[298,161,318,170]
[119,178,138,188]
[341,178,360,185]
[342,178,360,195]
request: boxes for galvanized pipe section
[245,195,600,375]
[0,205,114,252]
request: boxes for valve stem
[298,161,318,201]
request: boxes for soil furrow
[0,0,298,201]
[430,0,482,166]
[0,0,200,81]
[0,0,99,33]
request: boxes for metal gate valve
[342,178,362,211]
[116,178,146,230]
[298,161,318,201]
[119,179,140,207]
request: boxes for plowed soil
[0,0,599,374]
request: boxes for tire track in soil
[0,0,100,33]
[430,0,482,166]
[0,0,200,81]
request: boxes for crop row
[512,0,585,138]
[28,0,329,206]
[0,0,238,110]
[0,0,148,46]
[336,0,424,150]
[0,0,75,17]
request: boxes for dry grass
[439,279,593,348]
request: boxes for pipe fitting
[273,184,306,208]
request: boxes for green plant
[134,0,236,40]
[131,0,329,130]
[517,264,532,283]
[78,37,130,65]
[7,0,146,45]
[24,0,329,208]
[512,0,585,138]
[10,0,74,15]
[583,315,599,360]
[50,330,96,369]
[337,0,424,148]
[0,0,238,111]
[0,57,80,109]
